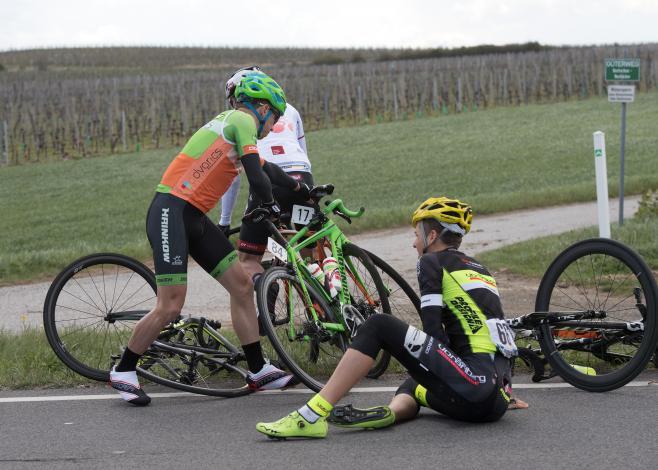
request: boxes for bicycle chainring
[342,305,366,338]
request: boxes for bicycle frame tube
[267,197,367,336]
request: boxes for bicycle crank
[342,305,366,338]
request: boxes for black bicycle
[508,238,658,392]
[43,253,251,397]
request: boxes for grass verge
[0,328,93,389]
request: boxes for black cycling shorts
[238,171,314,255]
[350,314,512,423]
[146,192,238,286]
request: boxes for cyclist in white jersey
[218,102,311,231]
[219,66,314,282]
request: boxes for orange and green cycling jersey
[156,110,261,213]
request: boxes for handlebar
[323,199,365,219]
[241,183,364,227]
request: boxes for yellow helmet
[411,197,473,235]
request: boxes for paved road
[0,196,640,332]
[1,374,657,470]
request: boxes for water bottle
[305,262,325,286]
[322,257,342,297]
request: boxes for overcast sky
[1,0,657,51]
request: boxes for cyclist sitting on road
[256,197,517,438]
[110,72,309,405]
[217,65,314,283]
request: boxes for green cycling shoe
[327,404,395,429]
[256,411,328,440]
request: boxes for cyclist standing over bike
[110,72,308,405]
[256,197,517,438]
[217,65,314,282]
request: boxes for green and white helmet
[234,72,287,115]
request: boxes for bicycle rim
[364,249,421,326]
[43,253,156,382]
[342,244,392,378]
[535,238,658,392]
[257,267,347,392]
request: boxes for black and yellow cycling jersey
[417,248,504,357]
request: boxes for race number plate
[267,237,288,262]
[291,205,315,225]
[486,318,518,358]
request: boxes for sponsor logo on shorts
[404,326,428,358]
[449,296,483,333]
[238,240,267,254]
[436,344,487,385]
[424,337,434,354]
[161,208,170,263]
[172,255,183,266]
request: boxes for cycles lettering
[449,296,483,333]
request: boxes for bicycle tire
[341,243,393,379]
[535,238,658,392]
[363,249,421,324]
[43,253,156,382]
[136,318,252,398]
[257,266,347,391]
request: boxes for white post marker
[593,131,611,238]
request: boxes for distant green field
[1,92,657,284]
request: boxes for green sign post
[605,59,640,81]
[605,58,640,226]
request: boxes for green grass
[479,216,658,277]
[0,328,93,389]
[2,92,658,284]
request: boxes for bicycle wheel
[43,253,156,382]
[257,266,347,391]
[342,243,392,379]
[364,249,421,325]
[137,318,252,397]
[535,238,658,392]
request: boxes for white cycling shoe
[246,362,298,391]
[109,366,151,406]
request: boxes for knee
[154,304,182,323]
[228,270,256,299]
[359,313,393,336]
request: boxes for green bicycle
[248,185,392,392]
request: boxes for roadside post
[605,58,640,226]
[593,131,611,239]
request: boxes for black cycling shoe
[327,404,395,429]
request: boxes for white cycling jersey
[219,103,311,226]
[259,103,310,173]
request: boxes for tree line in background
[0,43,656,164]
